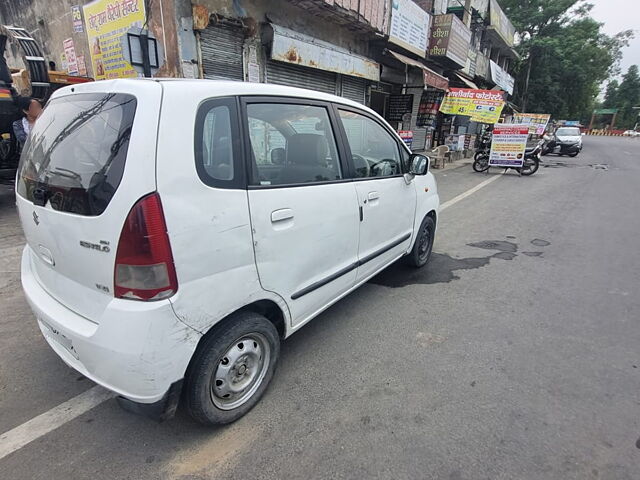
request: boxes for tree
[497,0,633,121]
[614,65,640,129]
[603,80,619,108]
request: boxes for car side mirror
[409,154,429,176]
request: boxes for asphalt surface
[1,135,639,479]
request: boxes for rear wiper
[32,183,50,206]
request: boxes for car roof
[54,78,377,115]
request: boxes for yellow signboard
[83,0,145,80]
[440,87,506,124]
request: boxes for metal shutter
[200,23,244,81]
[341,76,367,104]
[266,60,337,94]
[408,87,427,151]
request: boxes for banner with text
[439,88,505,124]
[512,113,551,135]
[83,0,145,80]
[489,124,529,167]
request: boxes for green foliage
[612,65,640,129]
[496,0,633,123]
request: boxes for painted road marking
[0,386,114,461]
[440,173,503,211]
[0,172,504,459]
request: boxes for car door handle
[368,192,380,201]
[271,208,294,222]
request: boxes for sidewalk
[430,153,474,173]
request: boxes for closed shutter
[341,76,367,104]
[408,87,427,151]
[200,23,244,81]
[266,60,337,94]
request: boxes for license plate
[41,320,79,359]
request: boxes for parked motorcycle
[474,130,492,160]
[473,140,543,176]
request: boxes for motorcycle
[473,140,542,176]
[474,131,492,161]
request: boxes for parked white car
[16,79,439,424]
[623,130,639,137]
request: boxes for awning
[386,50,449,91]
[453,72,480,90]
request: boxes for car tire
[184,311,280,425]
[569,151,579,157]
[405,215,435,268]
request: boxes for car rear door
[15,80,161,322]
[334,106,417,283]
[243,97,360,329]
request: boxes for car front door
[335,107,417,283]
[243,98,360,329]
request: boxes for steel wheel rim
[418,223,433,262]
[210,333,270,410]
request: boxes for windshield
[16,92,137,216]
[556,127,580,136]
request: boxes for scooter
[541,138,580,157]
[473,140,543,176]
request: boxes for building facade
[0,0,517,151]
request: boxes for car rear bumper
[21,247,201,404]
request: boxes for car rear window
[16,92,137,216]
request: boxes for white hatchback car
[16,79,439,424]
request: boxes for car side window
[195,97,243,188]
[246,103,342,186]
[338,109,402,178]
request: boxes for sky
[589,0,640,78]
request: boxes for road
[1,135,639,479]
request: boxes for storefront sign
[389,0,430,58]
[512,113,551,135]
[488,0,515,47]
[72,6,84,33]
[399,130,414,149]
[489,60,514,95]
[428,14,472,69]
[388,94,414,122]
[270,24,380,82]
[63,38,79,75]
[439,88,505,124]
[83,0,145,80]
[489,124,529,167]
[423,69,448,91]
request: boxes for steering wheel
[369,159,397,177]
[351,154,369,178]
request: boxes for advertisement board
[512,113,551,135]
[489,60,514,95]
[71,5,84,33]
[63,38,78,75]
[428,14,471,68]
[488,124,529,167]
[389,0,431,58]
[489,0,515,47]
[83,0,145,80]
[439,88,505,124]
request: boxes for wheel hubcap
[211,333,270,410]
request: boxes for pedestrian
[12,96,42,148]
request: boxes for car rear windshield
[16,92,137,216]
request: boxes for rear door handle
[368,192,379,201]
[271,208,293,222]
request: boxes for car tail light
[114,193,178,301]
